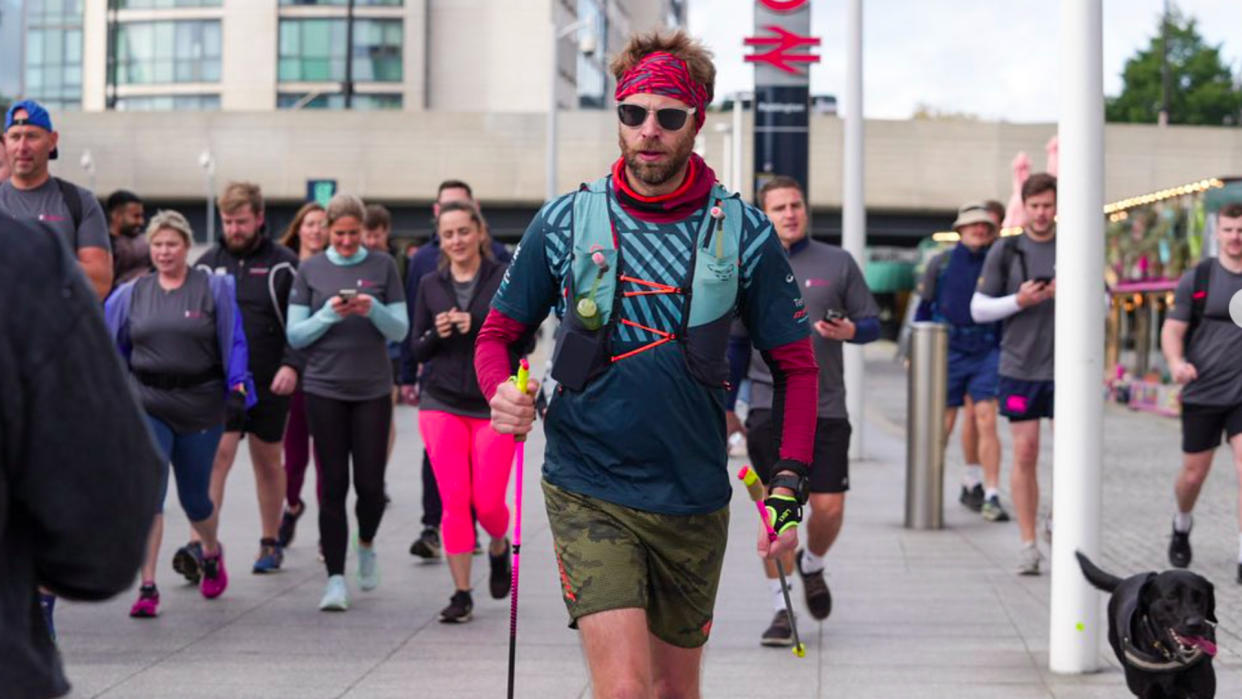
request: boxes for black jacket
[0,213,163,698]
[410,257,524,414]
[194,236,304,386]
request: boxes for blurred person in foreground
[1,211,162,698]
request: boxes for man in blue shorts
[917,203,1008,522]
[972,173,1058,575]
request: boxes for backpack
[996,235,1028,291]
[1184,258,1214,348]
[52,177,84,247]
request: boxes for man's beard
[620,131,695,188]
[225,231,259,254]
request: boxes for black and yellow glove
[764,493,802,535]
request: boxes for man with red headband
[476,30,818,695]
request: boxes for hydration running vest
[549,176,744,392]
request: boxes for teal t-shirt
[493,184,808,515]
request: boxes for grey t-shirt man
[1168,259,1242,406]
[290,251,405,401]
[977,231,1056,381]
[747,239,879,419]
[0,178,110,254]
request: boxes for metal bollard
[905,322,948,529]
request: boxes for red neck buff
[610,153,716,224]
[612,51,716,223]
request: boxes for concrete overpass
[45,110,1242,243]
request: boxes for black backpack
[52,177,84,247]
[1184,258,1214,348]
[997,235,1028,290]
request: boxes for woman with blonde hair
[105,210,255,617]
[287,194,408,611]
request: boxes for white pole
[546,19,559,202]
[1050,0,1104,674]
[842,0,865,459]
[732,94,744,195]
[721,131,733,195]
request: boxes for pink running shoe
[129,584,160,618]
[200,545,229,599]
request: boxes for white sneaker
[319,574,349,611]
[358,546,380,591]
[1017,543,1043,576]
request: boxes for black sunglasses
[616,103,696,131]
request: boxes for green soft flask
[575,249,610,330]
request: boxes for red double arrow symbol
[744,25,822,75]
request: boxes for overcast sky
[688,0,1242,122]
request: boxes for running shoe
[357,545,380,591]
[1017,542,1043,576]
[796,549,832,620]
[129,584,160,618]
[959,483,984,512]
[253,538,284,574]
[760,610,794,647]
[200,545,228,599]
[488,539,512,599]
[981,495,1010,522]
[408,527,442,560]
[39,593,56,641]
[439,590,473,623]
[319,575,349,612]
[1169,522,1192,568]
[172,541,204,585]
[277,504,303,548]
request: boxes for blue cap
[4,99,58,160]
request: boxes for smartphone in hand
[823,309,845,323]
[339,288,359,301]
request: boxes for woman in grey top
[287,194,409,611]
[105,210,255,617]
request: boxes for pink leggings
[418,410,515,556]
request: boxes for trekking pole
[507,358,531,699]
[737,465,806,658]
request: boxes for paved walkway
[55,342,1241,697]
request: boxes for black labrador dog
[1077,552,1217,698]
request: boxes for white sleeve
[971,291,1022,323]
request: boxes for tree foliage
[1106,10,1242,126]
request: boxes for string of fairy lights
[929,177,1227,243]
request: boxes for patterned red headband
[614,51,709,132]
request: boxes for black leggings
[305,392,393,577]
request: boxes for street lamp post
[1049,0,1105,674]
[199,149,216,245]
[842,0,866,459]
[79,149,96,194]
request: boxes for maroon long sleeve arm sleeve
[475,308,535,402]
[760,336,819,465]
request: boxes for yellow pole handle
[514,358,531,444]
[737,466,766,503]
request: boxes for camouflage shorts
[542,480,729,648]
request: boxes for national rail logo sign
[745,0,821,76]
[744,25,821,75]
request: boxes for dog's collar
[1121,612,1206,672]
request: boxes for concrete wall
[46,110,1242,212]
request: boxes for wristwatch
[768,459,810,505]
